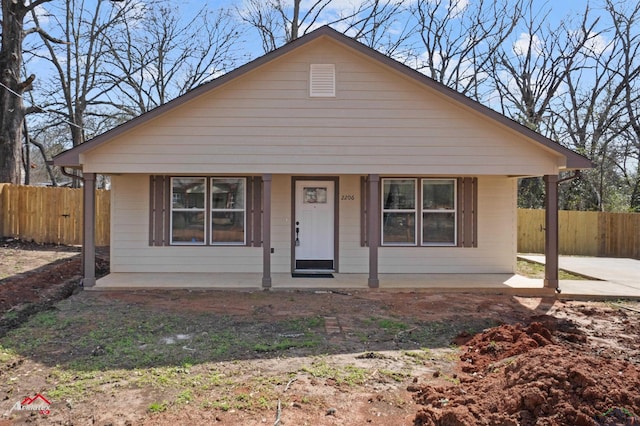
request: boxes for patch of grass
[176,390,193,405]
[517,259,585,280]
[403,348,432,362]
[0,345,17,363]
[378,369,409,382]
[148,401,168,413]
[301,358,368,386]
[284,316,325,331]
[253,335,320,353]
[376,318,409,331]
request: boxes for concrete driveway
[520,255,640,299]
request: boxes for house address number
[341,194,355,201]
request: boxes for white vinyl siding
[378,176,516,274]
[109,175,515,276]
[110,175,261,274]
[80,38,562,176]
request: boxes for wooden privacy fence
[0,184,110,246]
[518,209,640,259]
[1,185,638,258]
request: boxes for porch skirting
[89,272,552,296]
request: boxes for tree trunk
[0,1,29,183]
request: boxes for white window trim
[210,177,247,246]
[169,177,248,246]
[421,178,457,246]
[170,177,207,245]
[381,178,418,246]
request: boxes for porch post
[262,174,272,288]
[367,174,380,288]
[543,174,559,289]
[82,172,96,287]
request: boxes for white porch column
[82,172,96,287]
[262,174,272,288]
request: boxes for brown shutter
[149,175,170,246]
[360,176,368,247]
[458,177,478,248]
[251,177,262,247]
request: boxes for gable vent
[310,64,335,97]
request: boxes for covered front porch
[79,173,565,292]
[88,271,554,296]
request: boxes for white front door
[294,180,335,271]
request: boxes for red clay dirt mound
[412,320,640,426]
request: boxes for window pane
[212,212,245,244]
[383,180,415,210]
[172,178,205,209]
[423,179,454,210]
[172,211,205,243]
[211,178,245,210]
[423,212,455,244]
[383,212,415,244]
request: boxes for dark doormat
[291,273,334,278]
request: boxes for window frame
[166,176,250,246]
[421,178,457,247]
[170,177,207,245]
[381,178,418,246]
[210,177,247,246]
[379,177,463,247]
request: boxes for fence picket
[0,185,109,246]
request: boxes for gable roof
[54,25,592,169]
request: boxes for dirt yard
[0,238,639,425]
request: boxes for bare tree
[0,0,53,183]
[485,2,602,208]
[609,0,640,211]
[490,3,601,133]
[237,0,410,56]
[410,0,523,99]
[105,3,242,116]
[238,0,333,52]
[29,0,145,151]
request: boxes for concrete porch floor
[89,272,555,296]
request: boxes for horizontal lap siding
[379,177,515,274]
[271,175,292,273]
[110,175,262,273]
[338,175,368,272]
[83,38,559,176]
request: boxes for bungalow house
[53,26,592,292]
